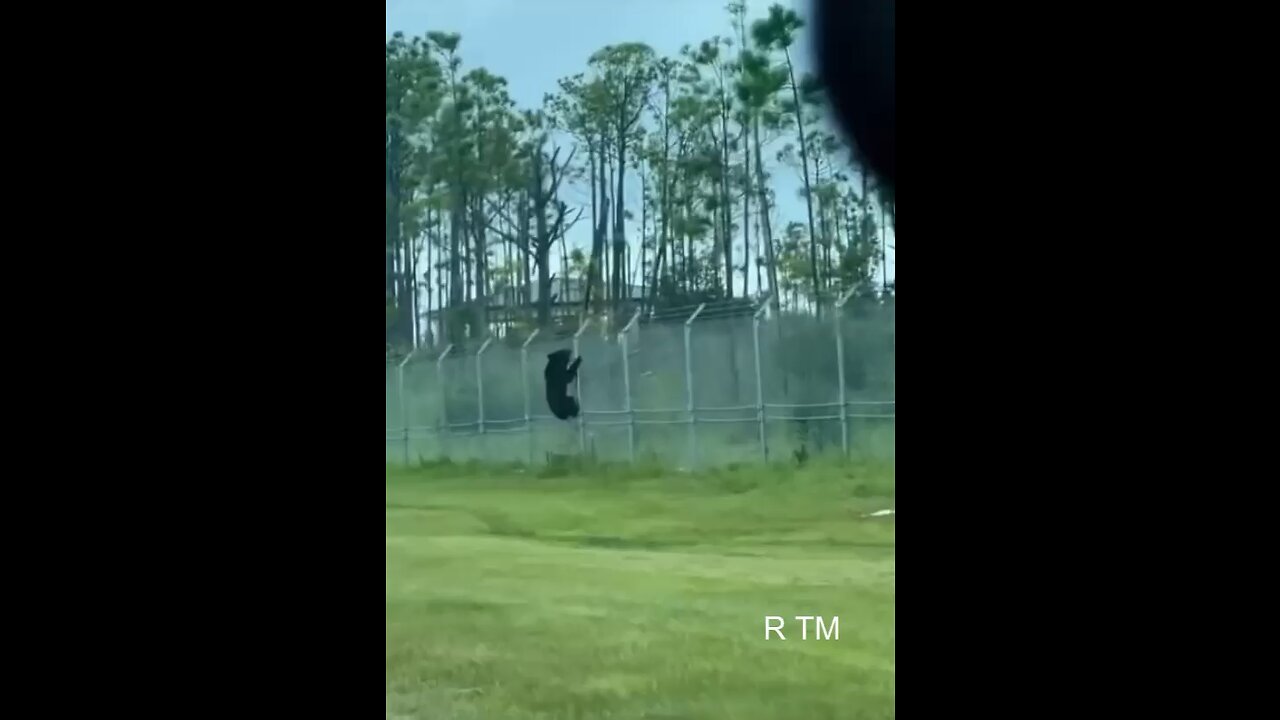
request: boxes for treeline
[386,3,894,351]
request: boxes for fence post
[436,344,454,458]
[619,308,642,463]
[684,303,706,469]
[834,287,859,458]
[397,349,419,466]
[573,318,592,455]
[521,328,540,464]
[476,338,493,442]
[752,296,772,463]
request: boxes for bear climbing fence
[386,292,895,469]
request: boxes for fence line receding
[386,295,895,469]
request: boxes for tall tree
[386,5,892,347]
[753,5,821,316]
[587,43,656,321]
[643,58,679,311]
[386,33,440,348]
[554,75,612,318]
[686,37,739,299]
[737,49,786,311]
[729,1,753,299]
[463,67,518,332]
[426,31,472,341]
[488,109,583,326]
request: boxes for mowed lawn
[386,461,896,720]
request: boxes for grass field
[386,459,896,720]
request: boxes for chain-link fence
[386,294,894,469]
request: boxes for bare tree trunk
[410,230,420,349]
[742,140,751,298]
[650,88,673,312]
[531,151,553,327]
[463,232,472,306]
[814,159,832,293]
[881,197,888,292]
[424,204,433,347]
[589,144,597,253]
[520,195,532,306]
[614,130,628,323]
[560,233,569,303]
[606,155,615,308]
[832,194,843,276]
[683,173,694,297]
[386,127,404,347]
[586,142,610,318]
[720,110,734,299]
[640,170,648,304]
[784,48,821,318]
[474,199,488,333]
[753,120,779,311]
[754,206,763,297]
[438,215,446,340]
[601,152,612,309]
[537,242,552,327]
[449,193,464,342]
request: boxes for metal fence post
[834,287,859,458]
[573,318,592,455]
[684,303,706,469]
[436,344,454,458]
[521,328,540,464]
[619,308,642,463]
[397,349,419,466]
[752,296,771,462]
[476,338,493,440]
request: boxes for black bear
[544,349,583,420]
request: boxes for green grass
[386,459,895,720]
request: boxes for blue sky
[386,0,894,293]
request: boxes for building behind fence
[386,293,895,469]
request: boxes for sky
[386,0,895,295]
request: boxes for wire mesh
[386,296,895,468]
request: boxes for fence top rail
[754,294,773,320]
[835,285,860,308]
[685,303,706,326]
[397,347,420,369]
[436,344,454,366]
[620,308,643,336]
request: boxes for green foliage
[387,1,892,344]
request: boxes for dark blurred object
[815,0,894,191]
